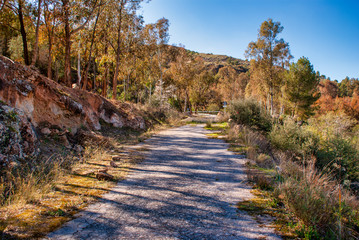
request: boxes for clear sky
[140,0,359,81]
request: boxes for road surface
[46,125,280,240]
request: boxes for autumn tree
[245,18,292,115]
[59,0,99,86]
[3,0,31,64]
[189,61,216,112]
[169,47,195,112]
[216,66,248,101]
[282,57,320,119]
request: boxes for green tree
[245,18,292,116]
[283,57,320,119]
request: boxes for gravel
[46,125,281,240]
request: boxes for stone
[73,145,84,153]
[98,168,108,173]
[96,172,114,181]
[41,127,51,135]
[112,155,121,161]
[59,134,71,148]
[0,102,38,173]
[110,161,118,168]
[0,55,148,133]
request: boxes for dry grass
[236,189,299,239]
[0,134,148,239]
[278,162,359,239]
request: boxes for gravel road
[46,125,280,240]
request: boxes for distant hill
[188,50,250,74]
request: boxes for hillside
[190,51,250,74]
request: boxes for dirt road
[47,125,280,239]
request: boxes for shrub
[269,118,319,160]
[316,136,359,182]
[307,111,357,142]
[278,164,359,239]
[207,103,220,112]
[227,98,272,132]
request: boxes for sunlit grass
[0,134,148,239]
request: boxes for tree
[4,0,31,64]
[154,18,169,104]
[245,18,292,115]
[59,0,99,86]
[282,57,320,119]
[30,0,42,66]
[169,47,195,112]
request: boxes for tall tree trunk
[31,0,42,66]
[55,61,59,82]
[102,42,109,97]
[157,48,163,105]
[77,42,81,86]
[102,65,109,97]
[63,0,72,86]
[47,34,53,79]
[82,7,100,90]
[18,0,29,65]
[93,59,97,91]
[112,0,125,99]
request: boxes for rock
[110,161,118,168]
[51,129,60,134]
[98,168,108,173]
[0,55,148,133]
[73,144,84,153]
[59,134,70,148]
[0,102,38,173]
[112,155,121,161]
[96,172,114,181]
[41,127,51,135]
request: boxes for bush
[207,103,221,112]
[227,98,272,132]
[270,118,319,160]
[278,164,359,239]
[316,136,359,182]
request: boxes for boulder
[0,102,38,173]
[110,161,118,168]
[112,155,121,161]
[96,172,114,181]
[41,127,51,135]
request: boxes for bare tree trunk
[31,0,42,66]
[77,42,81,86]
[47,33,53,79]
[63,0,72,86]
[112,0,125,100]
[55,61,59,82]
[18,0,29,65]
[102,42,109,97]
[82,7,100,90]
[93,59,97,91]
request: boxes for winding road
[46,124,280,239]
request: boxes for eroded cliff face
[0,56,145,133]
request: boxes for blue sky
[140,0,359,81]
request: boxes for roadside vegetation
[1,0,359,238]
[225,99,359,239]
[203,18,359,239]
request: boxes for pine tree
[283,57,320,119]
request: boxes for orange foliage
[342,93,359,120]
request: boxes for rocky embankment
[0,56,147,171]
